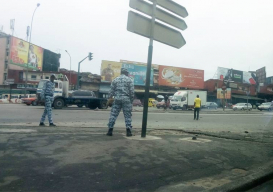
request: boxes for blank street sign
[127,11,186,49]
[130,0,187,30]
[149,0,188,18]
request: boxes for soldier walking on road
[106,68,134,137]
[39,74,56,126]
[194,95,201,120]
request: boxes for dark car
[71,90,96,108]
[133,99,142,107]
[257,102,273,111]
[203,102,218,109]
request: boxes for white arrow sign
[127,11,186,49]
[149,0,188,18]
[130,0,187,30]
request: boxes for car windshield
[2,1,273,192]
[38,80,48,89]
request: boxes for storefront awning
[135,89,158,94]
[232,95,264,100]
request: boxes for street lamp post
[24,3,40,96]
[65,50,71,89]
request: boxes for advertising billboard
[217,67,256,85]
[158,65,204,89]
[217,88,231,99]
[256,67,266,84]
[101,60,122,82]
[9,37,43,70]
[122,63,153,86]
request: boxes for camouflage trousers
[40,96,54,124]
[108,98,132,130]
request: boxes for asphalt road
[1,104,273,191]
[0,104,272,134]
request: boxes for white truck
[170,90,207,110]
[36,75,107,109]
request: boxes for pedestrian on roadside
[194,95,201,120]
[39,74,56,126]
[106,68,134,137]
[164,95,168,111]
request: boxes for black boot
[49,123,56,126]
[39,122,45,126]
[106,128,113,136]
[126,129,132,137]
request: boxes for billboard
[9,37,43,70]
[256,67,266,84]
[158,65,204,88]
[217,67,256,85]
[42,49,60,72]
[122,63,153,86]
[217,88,231,99]
[101,60,122,82]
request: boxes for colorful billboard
[101,60,122,82]
[158,65,204,88]
[217,67,256,85]
[122,63,153,86]
[217,88,231,99]
[9,37,43,70]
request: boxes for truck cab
[170,91,188,110]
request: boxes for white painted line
[0,129,37,133]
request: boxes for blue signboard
[122,63,154,86]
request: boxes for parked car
[133,99,142,107]
[257,102,273,111]
[21,97,37,106]
[233,103,252,111]
[203,102,218,109]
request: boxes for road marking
[0,129,37,133]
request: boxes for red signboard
[158,65,204,89]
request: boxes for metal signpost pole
[141,0,157,138]
[77,56,88,90]
[127,0,188,137]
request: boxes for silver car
[233,103,252,111]
[257,102,273,111]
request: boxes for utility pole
[25,3,40,96]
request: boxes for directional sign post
[127,0,188,137]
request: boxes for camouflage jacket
[109,74,134,102]
[42,81,55,97]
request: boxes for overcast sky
[1,0,273,80]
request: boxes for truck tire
[77,104,83,108]
[54,98,64,109]
[32,101,37,106]
[88,103,98,110]
[99,101,108,109]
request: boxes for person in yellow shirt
[194,95,201,120]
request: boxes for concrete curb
[220,161,273,192]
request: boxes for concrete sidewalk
[0,126,273,191]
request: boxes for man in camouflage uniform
[107,68,134,137]
[39,74,56,126]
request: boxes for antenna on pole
[10,19,15,36]
[26,26,30,41]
